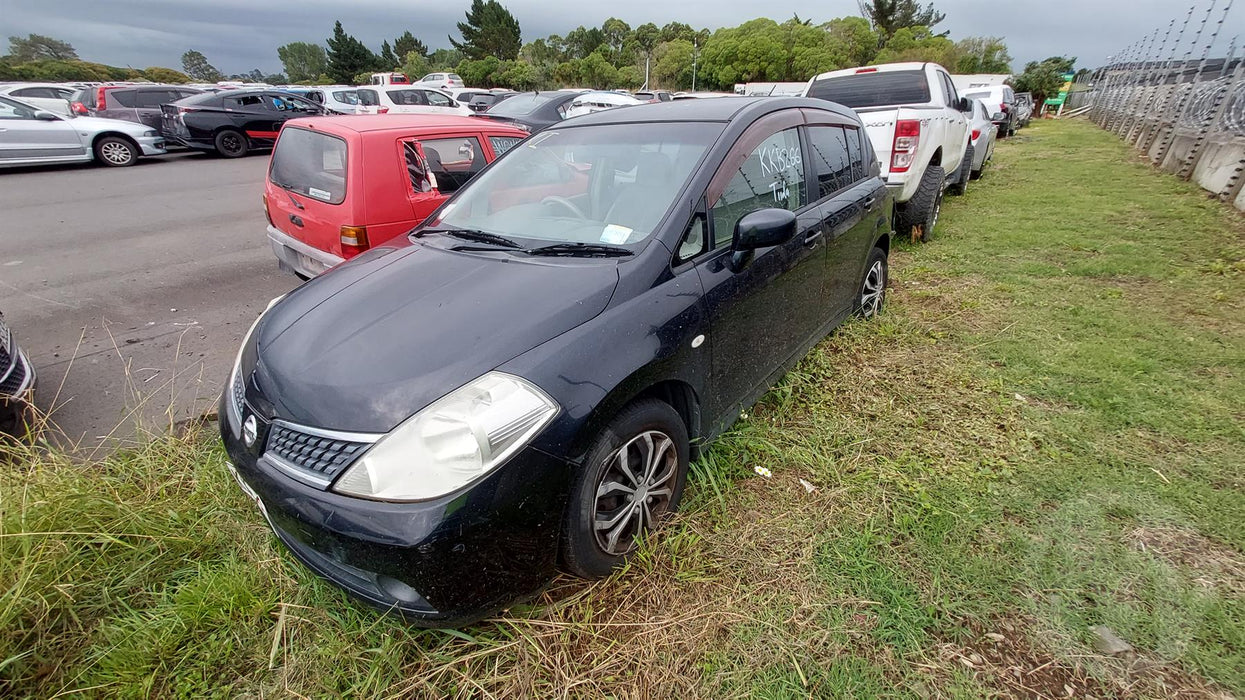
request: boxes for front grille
[0,355,28,396]
[266,423,369,481]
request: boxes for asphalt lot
[1,151,299,450]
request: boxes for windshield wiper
[525,243,633,258]
[416,227,523,249]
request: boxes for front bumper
[137,135,167,156]
[1,348,36,429]
[267,225,342,279]
[220,393,573,626]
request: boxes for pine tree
[394,31,428,60]
[449,0,521,61]
[379,41,399,69]
[326,21,378,84]
[857,0,946,42]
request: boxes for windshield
[429,122,719,247]
[807,70,931,109]
[962,90,996,102]
[269,127,348,204]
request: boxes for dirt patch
[1126,526,1245,596]
[935,618,1231,699]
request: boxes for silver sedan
[0,94,166,169]
[968,99,998,179]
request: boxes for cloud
[5,0,1236,75]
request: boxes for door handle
[288,214,304,227]
[863,196,877,208]
[803,229,823,245]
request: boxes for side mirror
[991,112,1005,121]
[729,208,797,271]
[33,110,60,121]
[957,97,972,113]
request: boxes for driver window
[424,91,452,107]
[0,97,34,120]
[710,127,805,249]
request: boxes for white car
[0,95,166,168]
[968,99,998,179]
[297,86,359,114]
[562,91,643,119]
[0,83,76,116]
[415,73,464,90]
[803,62,973,242]
[355,86,471,116]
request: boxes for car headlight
[142,129,157,138]
[333,372,558,501]
[226,295,285,431]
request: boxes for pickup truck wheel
[93,136,137,167]
[895,164,944,244]
[949,145,973,196]
[214,129,248,158]
[561,399,690,578]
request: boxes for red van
[264,115,529,278]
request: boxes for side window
[0,96,35,120]
[109,90,137,108]
[13,87,53,98]
[418,136,485,193]
[403,141,435,194]
[228,95,264,109]
[807,125,853,199]
[942,74,959,105]
[357,90,379,106]
[306,91,324,104]
[424,91,452,107]
[488,135,523,157]
[134,90,175,108]
[676,214,707,262]
[845,127,865,181]
[710,127,805,249]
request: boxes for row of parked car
[3,60,1034,630]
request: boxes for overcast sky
[2,0,1238,76]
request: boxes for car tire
[895,164,944,243]
[93,136,137,167]
[856,246,889,319]
[561,399,690,579]
[214,129,248,158]
[948,145,973,196]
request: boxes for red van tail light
[262,194,273,226]
[891,119,921,172]
[340,226,370,256]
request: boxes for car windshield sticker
[307,187,332,201]
[600,224,632,244]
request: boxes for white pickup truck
[802,62,974,242]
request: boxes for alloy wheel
[100,141,132,165]
[592,430,677,556]
[861,260,886,318]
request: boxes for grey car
[74,84,203,135]
[0,95,166,168]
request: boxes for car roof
[285,114,528,135]
[565,96,856,126]
[810,62,932,82]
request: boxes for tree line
[0,1,1072,99]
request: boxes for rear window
[487,93,556,117]
[962,90,997,102]
[108,89,138,108]
[448,74,462,82]
[269,128,348,205]
[807,70,931,109]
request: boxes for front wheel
[561,399,690,578]
[214,129,248,158]
[93,136,137,167]
[948,145,973,196]
[856,246,889,318]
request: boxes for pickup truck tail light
[891,120,921,173]
[341,226,370,257]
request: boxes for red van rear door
[267,126,357,260]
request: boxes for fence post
[1154,0,1227,167]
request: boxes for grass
[3,119,1243,698]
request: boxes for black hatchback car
[222,97,892,627]
[161,89,325,157]
[471,90,579,132]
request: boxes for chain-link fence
[1080,1,1244,207]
